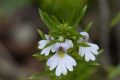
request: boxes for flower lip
[47,53,77,76]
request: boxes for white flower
[38,35,54,56]
[47,39,77,76]
[79,43,99,61]
[79,32,99,61]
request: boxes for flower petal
[47,54,59,70]
[64,54,77,66]
[38,40,49,49]
[61,61,67,75]
[87,43,99,55]
[64,63,73,71]
[79,47,85,57]
[79,42,99,61]
[41,45,53,56]
[51,43,60,52]
[56,59,62,76]
[88,43,99,50]
[85,52,95,61]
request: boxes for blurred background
[0,0,120,80]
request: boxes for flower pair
[38,32,99,76]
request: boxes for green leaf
[90,62,100,66]
[75,5,87,25]
[84,22,93,32]
[79,42,90,47]
[37,29,45,39]
[67,5,87,27]
[29,71,54,80]
[108,65,120,79]
[110,12,120,27]
[32,53,48,61]
[39,9,60,30]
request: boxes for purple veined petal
[79,47,86,57]
[51,43,61,52]
[79,47,91,57]
[63,59,73,71]
[79,42,99,62]
[79,46,96,61]
[90,48,99,55]
[85,53,90,61]
[87,43,99,55]
[64,53,77,66]
[88,53,95,61]
[38,40,49,49]
[55,58,62,76]
[41,45,53,56]
[85,52,95,61]
[60,39,73,52]
[65,63,73,71]
[49,57,58,70]
[88,43,99,50]
[47,53,58,67]
[61,60,67,75]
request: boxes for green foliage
[67,5,87,27]
[44,40,58,48]
[39,10,60,31]
[110,12,120,27]
[37,29,45,39]
[39,0,87,22]
[108,65,120,80]
[84,22,93,32]
[39,10,84,43]
[32,0,101,80]
[79,42,90,47]
[33,53,48,61]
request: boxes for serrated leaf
[39,9,60,30]
[84,22,93,32]
[74,5,87,26]
[37,29,45,39]
[79,42,90,47]
[67,5,87,27]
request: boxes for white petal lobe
[79,42,99,61]
[38,40,49,49]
